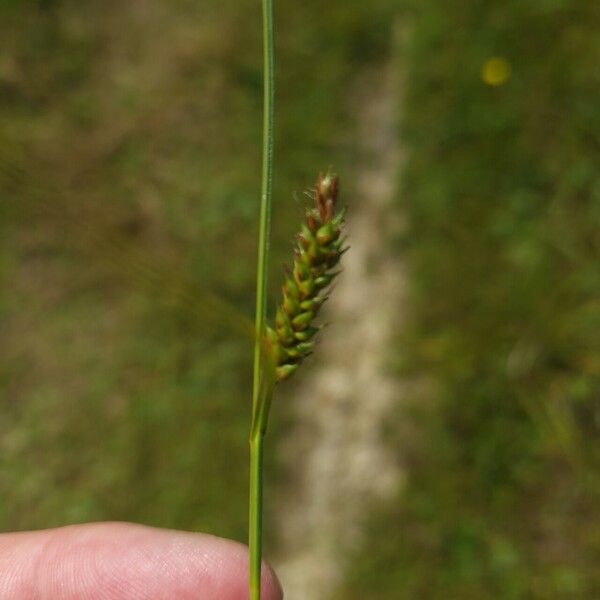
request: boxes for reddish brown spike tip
[315,173,327,221]
[269,170,345,384]
[324,198,334,221]
[315,172,339,220]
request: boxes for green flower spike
[267,171,347,382]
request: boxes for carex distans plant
[266,172,346,383]
[248,171,347,600]
[248,2,347,598]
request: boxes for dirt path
[273,62,405,599]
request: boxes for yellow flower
[482,57,511,86]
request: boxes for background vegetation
[0,0,393,541]
[1,0,598,598]
[339,1,600,598]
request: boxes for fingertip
[0,522,283,599]
[262,560,284,600]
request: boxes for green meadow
[1,1,598,597]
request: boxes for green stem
[250,0,275,598]
[249,431,264,600]
[249,384,273,599]
[252,0,274,420]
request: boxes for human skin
[0,522,282,599]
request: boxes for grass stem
[249,432,265,600]
[249,0,275,598]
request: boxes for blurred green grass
[1,1,599,597]
[338,0,600,598]
[0,0,394,541]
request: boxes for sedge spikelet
[266,171,347,382]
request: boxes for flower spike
[266,171,346,382]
